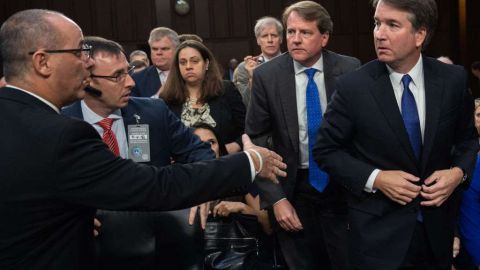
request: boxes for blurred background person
[131,27,179,97]
[160,40,246,154]
[234,16,283,107]
[193,122,285,269]
[179,33,203,43]
[129,49,150,66]
[223,58,238,81]
[130,59,148,73]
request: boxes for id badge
[128,124,151,162]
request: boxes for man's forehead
[93,52,128,69]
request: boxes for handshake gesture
[242,134,287,182]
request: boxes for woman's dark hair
[192,122,227,157]
[160,40,223,105]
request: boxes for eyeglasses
[28,43,92,60]
[90,66,135,83]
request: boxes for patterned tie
[401,74,422,160]
[305,68,329,192]
[97,118,120,157]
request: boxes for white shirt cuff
[244,151,256,181]
[364,169,379,193]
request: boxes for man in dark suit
[314,0,478,269]
[130,27,179,97]
[246,1,360,269]
[62,36,212,270]
[0,9,286,270]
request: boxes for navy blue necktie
[305,68,329,192]
[401,74,422,160]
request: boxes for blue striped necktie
[401,74,422,160]
[305,68,329,192]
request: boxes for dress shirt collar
[293,54,324,75]
[386,55,423,87]
[80,100,122,125]
[6,84,60,113]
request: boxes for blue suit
[130,66,161,97]
[62,97,215,270]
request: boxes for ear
[415,27,427,49]
[320,32,330,48]
[205,59,210,70]
[31,52,53,77]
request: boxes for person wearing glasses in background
[62,36,217,269]
[0,9,287,270]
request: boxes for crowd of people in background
[0,0,480,270]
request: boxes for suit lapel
[120,104,136,138]
[420,58,443,172]
[278,54,300,153]
[368,61,419,163]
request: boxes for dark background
[1,0,479,94]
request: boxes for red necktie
[97,118,120,157]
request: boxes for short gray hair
[254,17,283,41]
[129,50,148,62]
[0,9,65,80]
[148,27,179,48]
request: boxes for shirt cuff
[364,169,379,193]
[244,151,256,181]
[273,198,287,206]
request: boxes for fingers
[93,218,101,237]
[242,134,253,149]
[188,206,198,225]
[199,203,209,230]
[399,171,420,182]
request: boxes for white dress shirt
[293,55,328,169]
[80,100,129,159]
[365,56,426,192]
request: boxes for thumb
[242,134,253,148]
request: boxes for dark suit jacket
[0,87,251,270]
[313,57,479,269]
[131,66,161,97]
[245,50,360,209]
[62,97,214,166]
[62,97,214,270]
[167,80,246,146]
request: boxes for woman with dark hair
[160,40,246,154]
[192,123,281,270]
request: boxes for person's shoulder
[325,50,361,67]
[424,56,465,76]
[255,53,291,74]
[128,96,169,111]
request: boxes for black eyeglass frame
[90,66,136,83]
[28,44,92,59]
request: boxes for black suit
[314,57,479,269]
[63,97,213,270]
[0,87,251,270]
[131,66,161,97]
[246,51,360,270]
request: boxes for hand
[244,56,259,78]
[453,236,460,258]
[213,201,246,217]
[373,170,421,205]
[93,218,101,237]
[420,167,463,207]
[225,142,241,154]
[273,199,303,232]
[242,134,287,183]
[188,201,210,229]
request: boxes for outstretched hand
[242,134,287,183]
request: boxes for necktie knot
[98,118,114,131]
[401,74,412,89]
[305,68,317,80]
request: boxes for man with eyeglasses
[0,9,287,270]
[62,36,214,269]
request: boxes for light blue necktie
[401,74,422,160]
[305,68,329,192]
